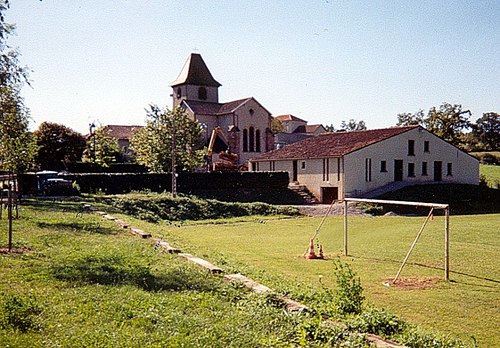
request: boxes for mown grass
[161,213,499,347]
[0,200,334,347]
[1,198,495,346]
[480,164,500,188]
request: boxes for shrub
[348,306,404,336]
[101,193,301,222]
[333,260,364,315]
[0,294,42,332]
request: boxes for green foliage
[0,294,42,332]
[271,117,284,134]
[131,105,205,172]
[397,109,425,126]
[102,192,301,222]
[348,307,404,336]
[471,112,499,151]
[479,163,500,189]
[332,260,364,315]
[0,1,36,174]
[82,126,119,167]
[298,317,368,346]
[33,121,86,170]
[340,119,367,131]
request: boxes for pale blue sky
[8,0,500,134]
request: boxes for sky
[7,0,500,134]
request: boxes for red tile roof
[254,126,419,160]
[104,125,143,140]
[275,114,307,122]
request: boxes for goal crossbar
[342,198,450,281]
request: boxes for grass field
[1,199,498,346]
[154,213,500,347]
[480,164,500,188]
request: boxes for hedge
[17,171,290,196]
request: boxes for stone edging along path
[83,203,405,348]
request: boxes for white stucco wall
[251,127,479,201]
[343,127,479,196]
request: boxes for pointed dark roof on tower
[170,53,222,87]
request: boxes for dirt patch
[385,277,441,290]
[0,247,33,255]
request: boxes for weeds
[332,260,364,315]
[0,294,42,332]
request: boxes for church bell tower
[170,53,221,108]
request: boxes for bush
[333,260,364,315]
[348,307,404,336]
[0,294,42,332]
[101,193,301,222]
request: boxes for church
[170,53,274,166]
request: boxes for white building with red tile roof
[250,125,479,202]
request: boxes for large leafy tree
[34,122,86,170]
[0,1,36,174]
[396,102,472,149]
[425,103,471,148]
[131,105,205,173]
[396,109,425,126]
[471,112,499,151]
[82,126,119,168]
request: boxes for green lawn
[1,199,497,346]
[480,164,500,188]
[156,213,500,347]
[0,201,322,347]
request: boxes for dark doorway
[434,161,442,181]
[292,160,298,182]
[321,187,338,204]
[394,160,403,181]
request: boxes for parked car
[36,171,77,196]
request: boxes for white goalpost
[342,198,450,283]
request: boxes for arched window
[249,127,255,152]
[255,129,261,152]
[198,87,207,100]
[243,129,248,152]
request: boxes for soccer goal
[342,198,450,283]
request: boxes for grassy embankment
[480,163,500,188]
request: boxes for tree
[396,109,425,126]
[340,119,367,131]
[0,1,36,174]
[396,103,473,149]
[425,103,471,148]
[131,105,205,173]
[471,112,499,151]
[82,126,119,168]
[33,122,86,170]
[324,124,336,132]
[271,117,284,134]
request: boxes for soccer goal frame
[342,198,450,282]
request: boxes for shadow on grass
[50,254,218,292]
[348,255,500,287]
[37,221,116,235]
